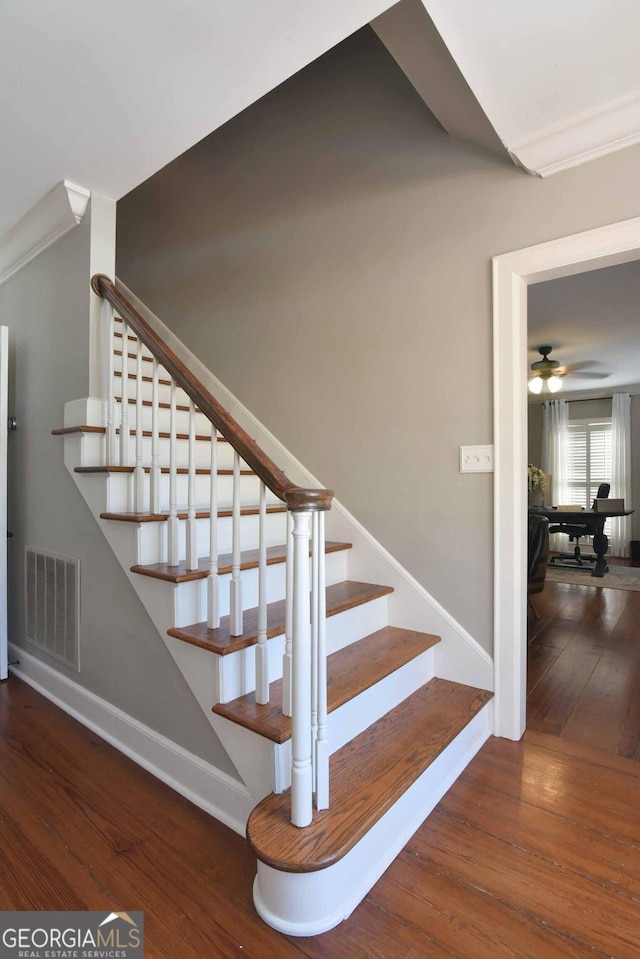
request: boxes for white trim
[114,281,492,690]
[0,181,90,287]
[0,327,6,681]
[8,643,253,835]
[493,214,640,739]
[509,90,640,177]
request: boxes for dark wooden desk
[529,507,634,578]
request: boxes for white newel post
[186,399,198,570]
[207,427,219,629]
[290,508,313,828]
[282,510,293,717]
[255,481,269,704]
[168,378,179,566]
[101,299,116,466]
[119,322,130,466]
[133,336,145,512]
[315,510,329,809]
[150,357,160,513]
[229,450,243,637]
[310,511,320,763]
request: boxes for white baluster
[229,450,243,636]
[255,481,269,704]
[133,336,145,512]
[315,510,329,810]
[119,322,130,466]
[310,511,319,760]
[168,378,179,566]
[150,358,160,513]
[186,399,198,570]
[282,510,293,717]
[207,427,219,629]
[290,508,313,828]
[103,301,116,465]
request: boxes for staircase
[54,275,493,936]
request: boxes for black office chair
[549,483,610,568]
[528,513,549,619]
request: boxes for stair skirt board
[252,700,493,936]
[7,643,254,836]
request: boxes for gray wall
[118,28,640,654]
[0,209,237,776]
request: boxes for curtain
[610,393,632,557]
[541,398,569,551]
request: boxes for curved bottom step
[251,695,492,936]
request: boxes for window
[566,418,612,511]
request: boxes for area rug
[546,563,640,591]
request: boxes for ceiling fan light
[528,376,543,394]
[547,375,563,393]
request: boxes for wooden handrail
[91,274,333,512]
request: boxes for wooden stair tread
[100,504,287,523]
[114,349,154,363]
[116,397,200,412]
[52,425,105,435]
[168,581,394,655]
[53,424,227,442]
[213,626,440,743]
[247,678,493,872]
[74,466,254,476]
[116,429,224,442]
[131,540,351,583]
[115,370,172,386]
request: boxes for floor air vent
[25,547,80,671]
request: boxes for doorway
[493,214,640,740]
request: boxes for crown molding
[508,92,640,177]
[0,180,90,287]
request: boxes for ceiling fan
[528,345,612,394]
[528,346,563,394]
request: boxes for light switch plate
[460,444,494,473]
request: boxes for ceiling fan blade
[563,360,605,374]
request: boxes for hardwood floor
[527,575,640,759]
[2,675,640,957]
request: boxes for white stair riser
[74,428,251,472]
[172,550,348,626]
[102,471,279,513]
[250,646,437,795]
[123,435,237,470]
[137,511,288,564]
[116,401,213,435]
[113,373,191,408]
[215,594,390,702]
[74,423,249,470]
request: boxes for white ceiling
[422,0,640,174]
[2,0,640,241]
[0,0,394,238]
[528,259,640,397]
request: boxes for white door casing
[493,216,640,740]
[0,326,8,680]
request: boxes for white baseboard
[8,643,254,836]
